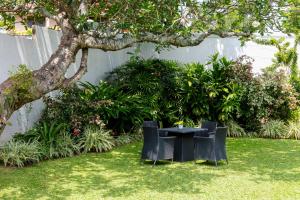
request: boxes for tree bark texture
[0,31,83,133]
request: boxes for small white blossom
[252,21,260,28]
[87,19,94,23]
[180,18,192,27]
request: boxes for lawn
[1,138,300,200]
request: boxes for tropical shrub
[13,127,41,142]
[39,132,80,158]
[260,120,287,139]
[38,122,68,159]
[180,63,209,121]
[79,125,114,153]
[114,134,133,146]
[260,72,298,120]
[226,120,247,137]
[204,55,241,122]
[287,121,300,140]
[106,58,184,127]
[12,122,80,159]
[80,81,151,132]
[114,131,143,146]
[40,56,299,137]
[181,55,242,123]
[236,71,299,131]
[42,86,96,135]
[43,81,151,133]
[0,140,40,167]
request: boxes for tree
[254,0,299,89]
[0,0,297,134]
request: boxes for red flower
[72,128,81,136]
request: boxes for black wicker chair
[193,126,228,166]
[195,120,217,137]
[141,121,176,165]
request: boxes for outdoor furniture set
[141,120,228,166]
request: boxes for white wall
[0,26,135,145]
[0,27,299,144]
[141,35,299,74]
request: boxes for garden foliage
[0,140,40,167]
[79,125,114,153]
[43,55,299,134]
[1,55,299,167]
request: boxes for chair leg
[152,160,157,167]
[214,160,218,166]
[213,148,217,166]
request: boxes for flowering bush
[236,71,299,131]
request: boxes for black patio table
[158,127,208,162]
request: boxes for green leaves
[106,58,184,127]
[79,126,114,153]
[42,55,299,135]
[0,140,40,167]
[1,0,294,40]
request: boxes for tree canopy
[1,1,298,44]
[0,0,299,133]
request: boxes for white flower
[252,21,260,28]
[180,18,192,27]
[87,19,94,23]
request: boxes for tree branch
[83,31,250,51]
[83,32,209,51]
[39,8,60,23]
[62,48,89,87]
[0,4,25,13]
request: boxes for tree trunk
[0,31,83,134]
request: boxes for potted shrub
[175,121,184,129]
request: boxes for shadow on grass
[0,138,300,199]
[0,143,222,199]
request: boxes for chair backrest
[215,126,227,148]
[143,121,158,128]
[142,121,159,156]
[201,120,217,133]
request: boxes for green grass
[1,138,300,200]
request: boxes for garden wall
[0,26,299,144]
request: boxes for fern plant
[79,126,114,153]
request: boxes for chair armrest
[158,130,169,137]
[159,136,176,140]
[194,129,209,137]
[194,135,215,140]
